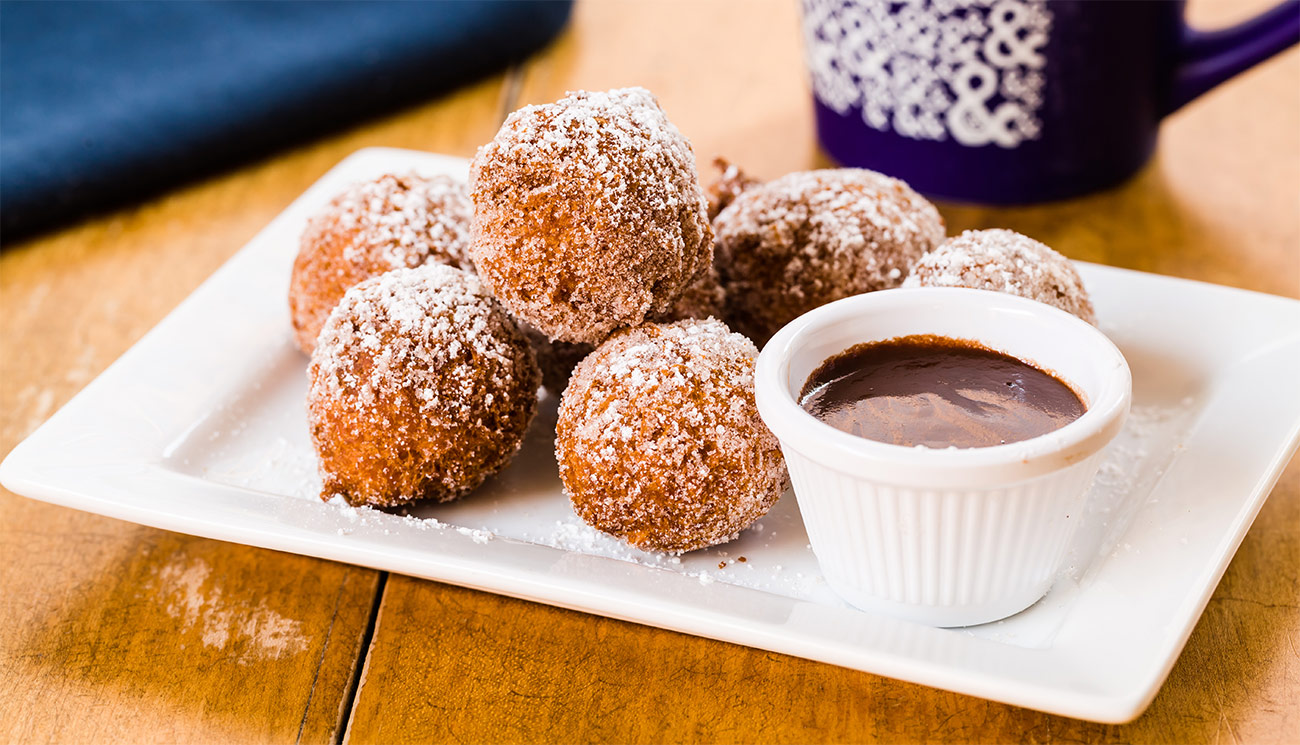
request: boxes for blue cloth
[1,0,572,241]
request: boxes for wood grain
[0,76,511,743]
[345,1,1299,743]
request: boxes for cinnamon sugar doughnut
[469,87,713,344]
[556,318,786,552]
[904,229,1097,325]
[713,168,945,344]
[307,264,540,507]
[290,172,472,354]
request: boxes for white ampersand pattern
[803,0,1052,149]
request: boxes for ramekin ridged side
[783,445,1102,626]
[755,288,1131,627]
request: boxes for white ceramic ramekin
[755,288,1131,627]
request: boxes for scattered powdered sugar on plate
[1064,399,1201,584]
[455,526,495,544]
[515,509,831,597]
[547,519,675,565]
[200,435,322,499]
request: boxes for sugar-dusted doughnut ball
[469,87,713,344]
[904,229,1097,325]
[307,264,540,507]
[290,172,472,353]
[556,318,786,552]
[713,168,945,343]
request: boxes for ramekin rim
[754,287,1132,485]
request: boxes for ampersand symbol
[945,60,1000,146]
[983,0,1048,69]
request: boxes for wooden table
[3,1,1296,742]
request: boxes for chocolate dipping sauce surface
[798,335,1085,449]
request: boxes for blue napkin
[1,0,572,241]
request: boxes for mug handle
[1165,0,1300,115]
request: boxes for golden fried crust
[556,319,786,552]
[469,88,713,345]
[713,168,945,344]
[904,229,1097,325]
[307,265,540,507]
[289,172,472,354]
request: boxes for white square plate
[5,148,1298,723]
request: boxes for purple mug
[802,0,1300,203]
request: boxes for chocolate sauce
[799,335,1084,449]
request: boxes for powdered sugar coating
[556,318,786,553]
[290,172,472,353]
[308,264,540,507]
[713,168,945,343]
[904,229,1097,325]
[469,87,713,344]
